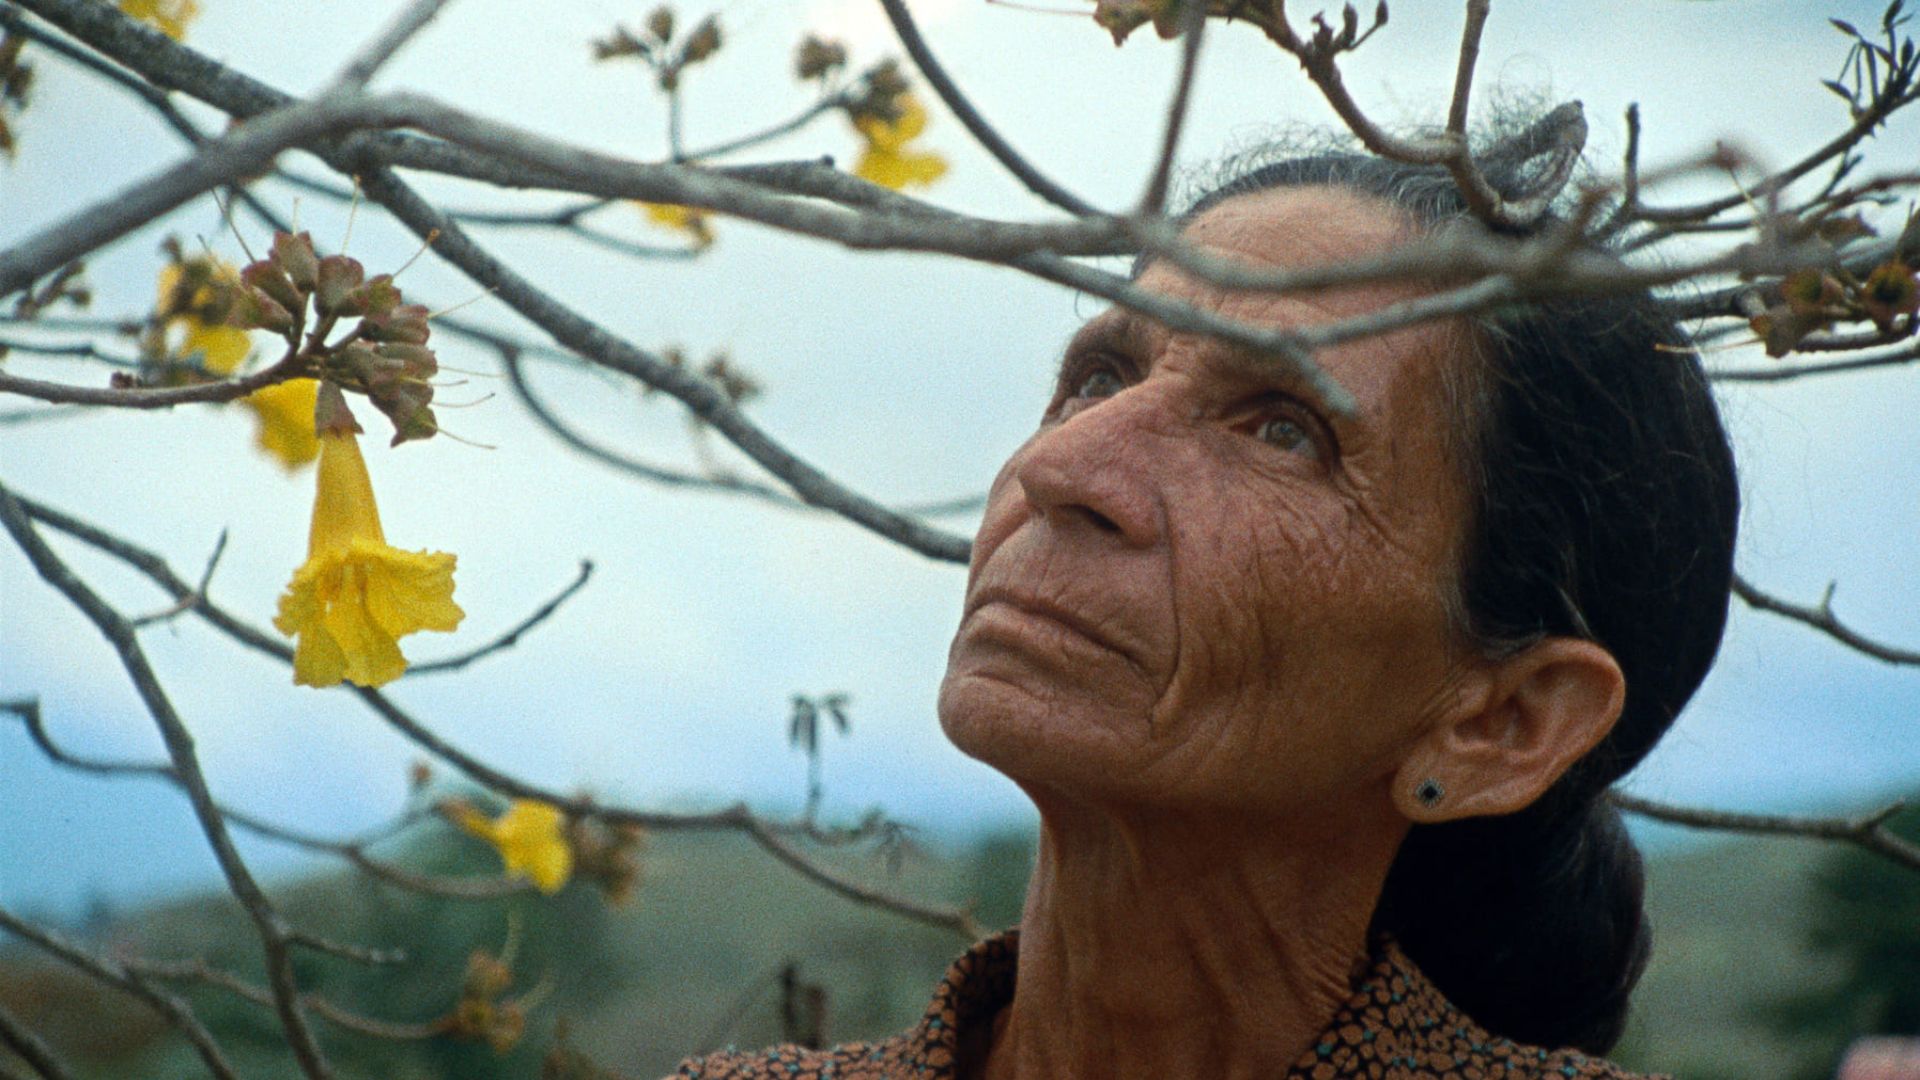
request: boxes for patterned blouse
[671,930,1663,1080]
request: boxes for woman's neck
[977,795,1405,1080]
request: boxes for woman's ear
[1393,637,1625,822]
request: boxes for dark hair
[1178,130,1740,1053]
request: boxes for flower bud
[1780,268,1841,316]
[232,285,295,334]
[242,260,303,315]
[646,5,674,42]
[270,231,320,292]
[794,35,846,81]
[314,255,367,318]
[360,303,431,345]
[680,15,721,64]
[1862,261,1919,331]
[375,341,438,379]
[386,402,439,447]
[346,274,401,319]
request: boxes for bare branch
[1710,338,1920,382]
[130,956,447,1041]
[1731,572,1920,665]
[7,491,980,933]
[408,558,594,675]
[0,1001,75,1080]
[0,335,140,367]
[326,0,454,91]
[740,818,983,940]
[130,528,227,628]
[0,88,408,299]
[0,354,303,408]
[1447,0,1491,136]
[347,163,977,563]
[496,344,809,507]
[0,906,240,1080]
[0,484,334,1079]
[1611,792,1920,874]
[1138,0,1207,215]
[876,0,1098,217]
[1,698,173,780]
[1628,87,1920,227]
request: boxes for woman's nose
[1011,394,1166,550]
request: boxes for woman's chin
[936,663,1155,793]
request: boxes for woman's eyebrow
[1059,310,1154,367]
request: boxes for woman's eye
[1255,415,1316,456]
[1074,367,1125,400]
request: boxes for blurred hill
[0,816,1905,1079]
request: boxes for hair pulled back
[1179,127,1740,1054]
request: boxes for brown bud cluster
[567,815,648,907]
[592,5,723,92]
[225,230,442,445]
[1749,257,1919,357]
[1,30,33,161]
[844,59,912,125]
[447,950,528,1054]
[794,35,847,82]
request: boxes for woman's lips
[963,587,1141,670]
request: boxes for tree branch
[0,483,334,1079]
[1732,571,1920,665]
[1611,792,1920,874]
[5,490,981,936]
[0,1002,74,1080]
[875,0,1098,217]
[0,906,239,1080]
[1137,0,1207,215]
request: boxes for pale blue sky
[2,0,1917,916]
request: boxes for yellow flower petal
[854,146,949,192]
[461,800,574,894]
[118,0,200,40]
[243,378,321,470]
[273,432,461,688]
[181,318,251,376]
[637,201,715,249]
[853,94,929,151]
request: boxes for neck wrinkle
[979,792,1406,1080]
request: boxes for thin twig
[326,0,454,91]
[876,0,1097,217]
[1732,572,1920,665]
[1611,792,1920,873]
[130,528,227,628]
[0,335,141,367]
[1137,0,1206,215]
[408,558,594,674]
[8,491,980,934]
[0,906,240,1080]
[1710,339,1920,382]
[1,698,174,779]
[1446,0,1490,136]
[0,484,335,1080]
[0,1001,75,1080]
[131,957,446,1041]
[0,354,302,408]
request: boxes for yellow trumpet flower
[273,410,462,687]
[454,799,574,894]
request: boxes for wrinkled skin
[940,185,1476,823]
[935,186,1623,1080]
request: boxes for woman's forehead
[1181,184,1420,269]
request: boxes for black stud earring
[1415,778,1445,808]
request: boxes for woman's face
[938,185,1481,819]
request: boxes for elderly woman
[673,135,1737,1079]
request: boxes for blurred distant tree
[1763,799,1920,1080]
[0,0,1918,1076]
